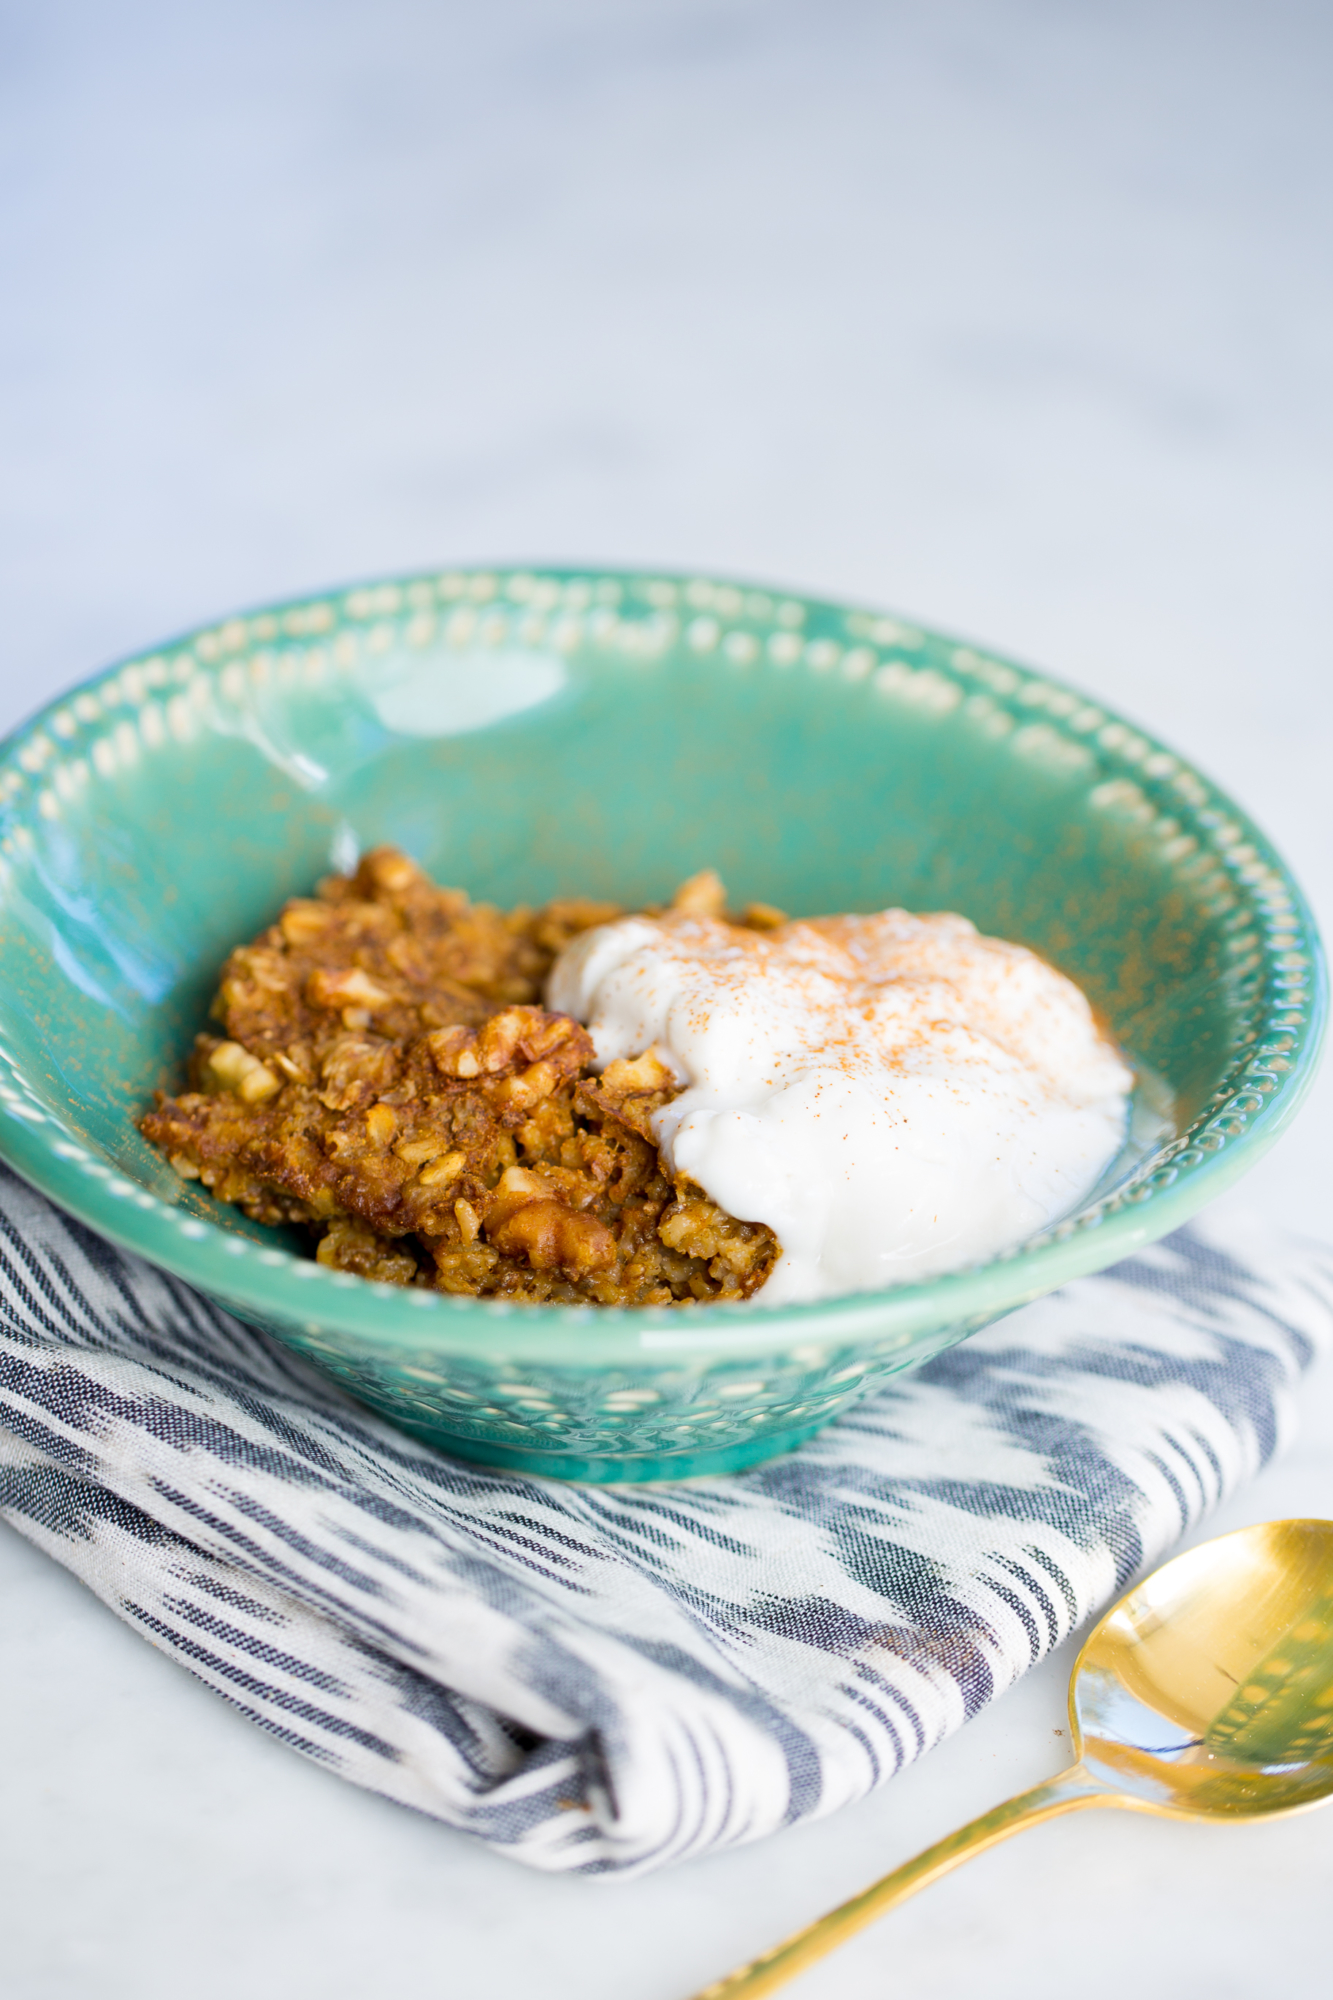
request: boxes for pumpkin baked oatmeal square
[141,848,779,1305]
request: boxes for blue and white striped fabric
[0,1162,1328,1877]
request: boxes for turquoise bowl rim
[0,563,1324,1370]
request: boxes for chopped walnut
[670,868,728,918]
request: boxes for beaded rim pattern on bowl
[0,565,1323,1358]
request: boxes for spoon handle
[686,1763,1116,2000]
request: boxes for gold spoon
[690,1518,1333,2000]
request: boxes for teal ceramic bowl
[0,567,1324,1480]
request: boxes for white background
[1,4,1331,1995]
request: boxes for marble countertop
[2,4,1331,1995]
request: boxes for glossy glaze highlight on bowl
[0,568,1323,1479]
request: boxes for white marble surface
[1,3,1331,1994]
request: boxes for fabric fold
[0,1162,1328,1876]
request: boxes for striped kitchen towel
[0,1160,1328,1877]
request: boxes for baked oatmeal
[143,848,1132,1307]
[141,849,779,1304]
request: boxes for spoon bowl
[1076,1517,1333,1820]
[694,1519,1333,1998]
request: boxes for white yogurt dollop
[547,909,1134,1306]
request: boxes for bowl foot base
[391,1415,839,1483]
